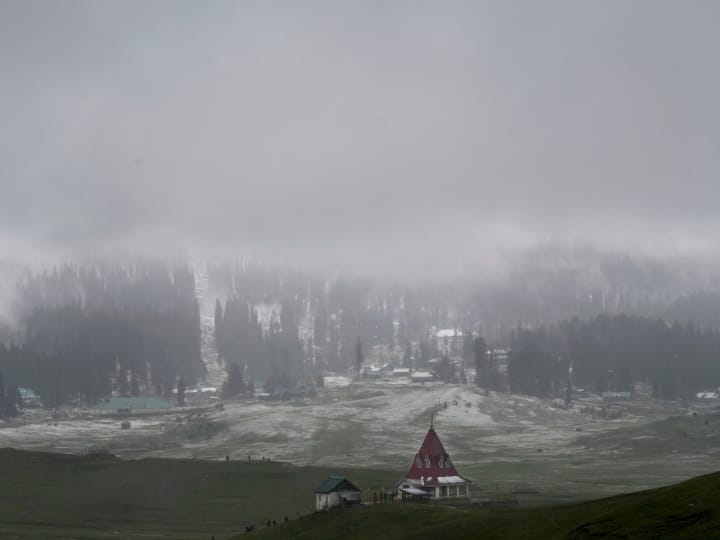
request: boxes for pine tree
[214,298,223,359]
[117,369,130,397]
[177,376,186,407]
[222,362,246,398]
[12,385,23,412]
[5,384,19,417]
[0,370,5,417]
[438,355,453,382]
[355,339,364,381]
[462,331,474,361]
[473,337,488,387]
[306,336,315,370]
[403,341,413,368]
[130,371,140,397]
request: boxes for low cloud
[1,1,719,274]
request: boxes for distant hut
[314,476,362,511]
[364,367,384,379]
[391,367,411,378]
[94,397,173,415]
[410,370,434,383]
[395,421,471,500]
[602,391,632,402]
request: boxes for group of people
[265,516,289,527]
[223,454,273,461]
[372,491,393,503]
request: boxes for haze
[2,0,720,272]
[5,4,720,538]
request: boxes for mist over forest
[3,245,720,412]
[3,2,720,537]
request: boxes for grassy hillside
[1,447,718,540]
[0,448,397,539]
[6,385,717,506]
[235,471,720,540]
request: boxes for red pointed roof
[405,427,460,480]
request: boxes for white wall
[315,492,341,511]
[430,483,469,499]
[316,489,361,511]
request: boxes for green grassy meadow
[0,448,396,539]
[0,447,719,540]
[237,471,720,540]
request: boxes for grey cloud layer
[2,0,719,268]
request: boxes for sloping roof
[314,476,361,494]
[403,428,470,486]
[95,397,173,410]
[400,486,432,496]
[437,329,462,338]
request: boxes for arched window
[415,455,422,467]
[424,455,430,468]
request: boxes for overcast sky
[1,0,719,272]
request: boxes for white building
[314,476,362,511]
[395,423,471,500]
[410,370,435,383]
[391,367,411,378]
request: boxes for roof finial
[430,413,434,429]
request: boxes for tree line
[507,314,720,399]
[0,262,204,407]
[214,296,304,393]
[4,256,720,410]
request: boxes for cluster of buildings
[363,365,435,383]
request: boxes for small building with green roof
[314,476,361,511]
[94,397,174,414]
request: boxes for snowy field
[4,276,718,502]
[2,380,718,504]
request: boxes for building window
[424,455,430,468]
[416,455,422,467]
[440,486,448,497]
